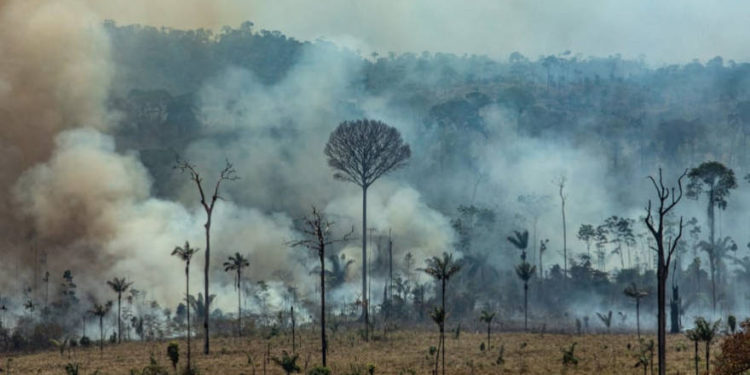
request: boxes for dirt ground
[2,330,709,374]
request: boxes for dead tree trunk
[176,158,237,355]
[290,207,352,368]
[644,168,686,375]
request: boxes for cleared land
[3,331,706,374]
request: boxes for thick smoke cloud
[0,0,113,287]
[0,0,457,313]
[188,44,458,290]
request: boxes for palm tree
[507,230,530,260]
[223,252,249,337]
[106,277,133,343]
[692,317,720,375]
[88,301,112,355]
[509,230,535,331]
[515,262,536,331]
[422,252,462,375]
[187,293,215,323]
[596,311,613,333]
[325,253,354,289]
[172,241,199,371]
[686,161,737,312]
[624,283,649,338]
[479,310,495,349]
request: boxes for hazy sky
[91,0,750,64]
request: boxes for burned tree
[644,168,686,375]
[290,206,352,367]
[324,119,411,340]
[175,158,238,354]
[556,176,568,281]
[172,241,199,372]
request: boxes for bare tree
[172,241,199,372]
[324,119,411,340]
[290,206,352,367]
[644,168,686,375]
[175,158,238,354]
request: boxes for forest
[3,2,750,374]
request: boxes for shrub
[496,345,505,365]
[561,343,579,366]
[64,362,80,375]
[166,342,179,370]
[131,354,169,375]
[271,351,300,375]
[308,366,331,375]
[716,319,750,375]
[79,336,91,347]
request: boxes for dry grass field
[3,330,708,375]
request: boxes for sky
[89,0,750,64]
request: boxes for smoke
[3,0,750,327]
[185,44,458,298]
[0,0,456,314]
[0,0,114,289]
[89,0,750,64]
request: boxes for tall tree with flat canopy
[290,206,352,367]
[106,277,133,344]
[172,241,199,373]
[644,168,686,375]
[687,161,736,311]
[324,119,411,341]
[175,158,238,354]
[223,252,249,337]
